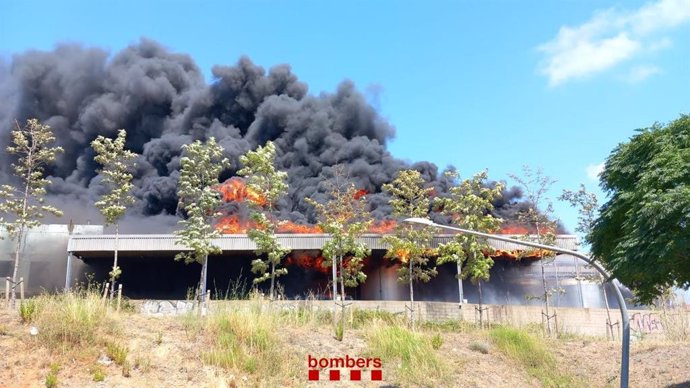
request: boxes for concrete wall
[1,224,103,296]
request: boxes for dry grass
[0,293,688,387]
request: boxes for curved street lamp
[403,217,630,388]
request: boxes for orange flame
[216,177,267,207]
[353,189,368,200]
[393,248,410,263]
[368,220,397,234]
[285,252,330,274]
[216,215,256,234]
[277,221,323,234]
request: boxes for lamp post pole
[403,217,630,388]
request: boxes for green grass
[366,323,448,386]
[489,326,581,387]
[19,299,38,323]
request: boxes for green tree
[590,115,690,304]
[509,166,560,335]
[435,171,503,315]
[0,119,63,306]
[91,129,137,300]
[382,169,437,323]
[174,137,229,305]
[238,141,290,301]
[307,173,371,339]
[559,184,599,238]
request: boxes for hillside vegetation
[0,291,688,387]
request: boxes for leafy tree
[382,169,437,323]
[435,171,503,314]
[307,173,372,339]
[238,141,290,301]
[174,137,229,305]
[559,184,599,238]
[590,115,690,304]
[91,129,137,300]
[0,119,63,306]
[509,166,560,335]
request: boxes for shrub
[19,300,38,323]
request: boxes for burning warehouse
[0,40,627,309]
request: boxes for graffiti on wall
[631,312,663,334]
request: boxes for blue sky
[1,0,689,235]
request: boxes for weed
[469,341,490,354]
[430,333,443,350]
[155,331,163,345]
[45,363,59,388]
[134,356,152,373]
[122,360,131,377]
[19,299,38,323]
[335,319,344,341]
[106,342,128,366]
[366,323,447,386]
[490,326,581,387]
[90,365,105,382]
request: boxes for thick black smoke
[0,39,534,231]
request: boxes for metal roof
[68,233,579,254]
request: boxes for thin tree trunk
[332,254,338,327]
[11,162,32,307]
[270,261,276,301]
[109,223,120,301]
[200,253,209,306]
[10,227,24,308]
[339,255,346,315]
[409,259,414,324]
[478,279,484,326]
[541,259,551,335]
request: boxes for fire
[216,177,266,207]
[497,225,530,234]
[368,220,397,234]
[215,215,256,234]
[393,248,410,263]
[353,189,367,200]
[285,252,330,274]
[277,221,323,234]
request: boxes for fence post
[116,284,123,312]
[19,277,24,303]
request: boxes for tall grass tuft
[32,290,116,351]
[489,326,580,387]
[201,302,299,382]
[366,323,447,386]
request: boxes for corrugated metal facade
[68,233,579,254]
